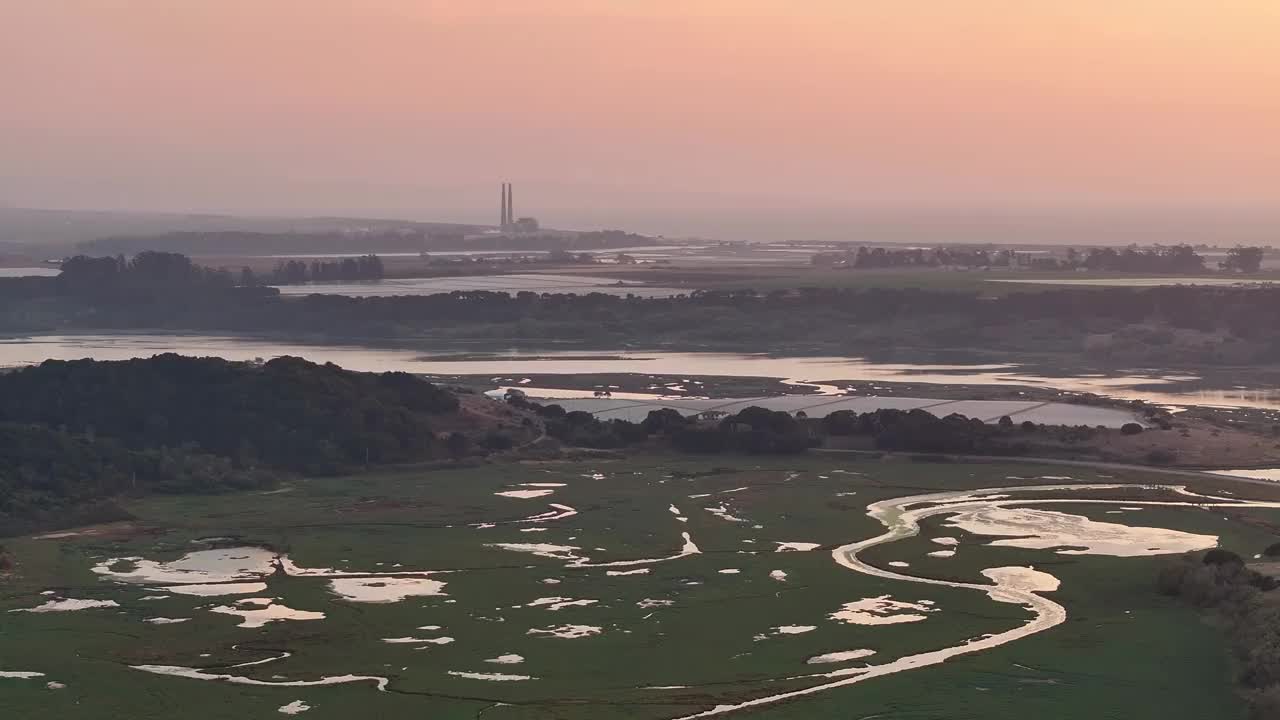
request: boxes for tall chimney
[504,181,514,229]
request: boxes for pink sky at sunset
[2,1,1277,238]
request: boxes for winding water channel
[674,482,1280,718]
[112,480,1280,717]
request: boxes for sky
[2,1,1278,240]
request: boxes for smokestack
[507,184,515,228]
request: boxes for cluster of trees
[568,230,655,249]
[1074,245,1205,272]
[546,249,600,264]
[0,354,459,475]
[1222,246,1266,273]
[508,397,817,454]
[0,422,277,536]
[0,251,276,312]
[507,395,653,449]
[1158,549,1280,718]
[1068,245,1264,274]
[267,255,385,284]
[0,354,471,532]
[670,407,819,454]
[813,246,1000,269]
[823,408,1017,454]
[509,394,1067,458]
[968,244,1262,273]
[59,252,243,295]
[812,244,1266,274]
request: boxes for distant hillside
[0,206,481,250]
[80,229,655,257]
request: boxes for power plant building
[499,183,539,234]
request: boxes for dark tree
[1222,246,1265,274]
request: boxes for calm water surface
[988,277,1278,287]
[272,274,684,298]
[0,267,59,277]
[1209,469,1280,482]
[1,334,1275,411]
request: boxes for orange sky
[2,1,1277,232]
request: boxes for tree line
[267,255,385,284]
[813,244,1266,273]
[814,246,1002,269]
[508,393,1120,458]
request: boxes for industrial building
[499,183,540,234]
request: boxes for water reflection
[271,274,684,298]
[0,334,1277,411]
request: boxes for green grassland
[2,455,1275,719]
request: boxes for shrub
[1203,548,1246,568]
[446,432,472,458]
[480,432,515,451]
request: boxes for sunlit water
[0,334,1276,410]
[988,277,1278,287]
[272,273,685,298]
[0,267,59,277]
[1209,468,1280,482]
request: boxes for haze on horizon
[3,1,1278,242]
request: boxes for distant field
[2,455,1271,719]
[597,266,1280,295]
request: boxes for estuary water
[0,333,1274,411]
